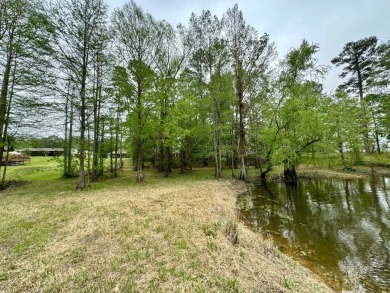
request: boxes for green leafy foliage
[2,1,390,185]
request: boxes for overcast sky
[106,0,389,93]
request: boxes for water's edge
[238,176,390,292]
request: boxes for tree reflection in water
[238,176,390,292]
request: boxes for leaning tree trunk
[260,162,272,184]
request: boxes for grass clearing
[0,158,332,292]
[3,156,62,181]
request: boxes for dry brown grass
[0,174,333,292]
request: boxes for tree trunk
[119,129,124,171]
[2,137,10,185]
[158,140,164,172]
[99,117,105,176]
[87,118,91,178]
[375,132,381,154]
[92,56,102,181]
[163,145,171,177]
[136,140,144,182]
[64,83,69,176]
[1,52,16,185]
[77,56,87,190]
[339,141,345,163]
[158,92,172,177]
[135,81,144,182]
[158,98,165,173]
[234,56,247,181]
[260,163,272,184]
[114,111,119,178]
[67,96,74,177]
[77,96,86,190]
[109,129,113,174]
[283,163,297,186]
[260,171,267,183]
[229,87,239,177]
[238,95,247,181]
[213,94,223,179]
[180,150,185,174]
[372,115,381,154]
[0,31,13,169]
[357,68,370,154]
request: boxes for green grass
[363,152,390,165]
[5,152,388,184]
[3,156,62,181]
[2,156,216,189]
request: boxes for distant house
[15,148,65,156]
[107,149,128,159]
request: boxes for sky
[106,0,389,93]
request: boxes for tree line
[1,0,389,188]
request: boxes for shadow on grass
[0,180,30,191]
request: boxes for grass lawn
[3,156,63,181]
[0,158,332,292]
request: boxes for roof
[15,148,64,152]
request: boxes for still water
[238,176,390,292]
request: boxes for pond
[238,176,390,292]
